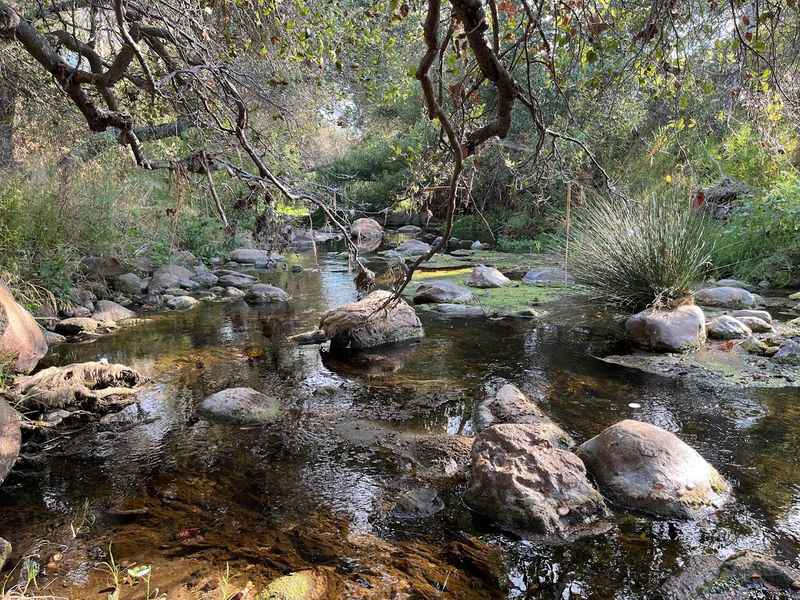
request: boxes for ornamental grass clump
[569,196,713,311]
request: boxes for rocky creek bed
[1,234,800,598]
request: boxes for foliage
[569,196,714,310]
[710,174,800,286]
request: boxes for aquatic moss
[263,570,323,599]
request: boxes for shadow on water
[1,247,799,598]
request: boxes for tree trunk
[0,77,15,168]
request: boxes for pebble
[628,402,641,409]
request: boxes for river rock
[707,315,751,340]
[44,331,66,346]
[217,273,257,289]
[736,315,772,333]
[427,304,486,318]
[350,217,383,239]
[695,286,756,308]
[165,296,198,310]
[54,317,106,336]
[224,287,246,298]
[662,550,800,600]
[773,340,800,365]
[115,273,147,295]
[263,570,328,600]
[732,309,772,324]
[320,290,424,350]
[245,283,290,304]
[714,278,754,291]
[396,239,431,256]
[0,537,10,572]
[414,280,473,304]
[92,300,135,322]
[468,265,511,288]
[200,387,281,423]
[577,419,728,519]
[475,384,575,449]
[626,305,706,352]
[61,305,92,318]
[0,399,20,487]
[395,487,444,517]
[192,268,219,288]
[148,264,195,293]
[523,267,575,285]
[466,423,609,537]
[0,283,48,373]
[230,248,282,266]
[396,225,422,236]
[471,240,487,250]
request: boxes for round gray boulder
[626,305,706,352]
[467,265,511,289]
[695,286,756,308]
[707,315,751,340]
[523,267,574,285]
[414,280,473,304]
[245,283,290,304]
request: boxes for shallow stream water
[1,247,799,599]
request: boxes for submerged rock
[0,399,20,487]
[707,315,752,340]
[695,286,756,308]
[523,267,574,285]
[577,419,728,519]
[467,265,511,289]
[626,305,706,352]
[350,217,384,240]
[320,290,424,350]
[466,424,609,538]
[199,387,281,424]
[92,299,135,322]
[414,280,473,304]
[663,550,800,600]
[0,282,48,373]
[395,487,444,517]
[244,283,290,304]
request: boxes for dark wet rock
[350,217,384,239]
[230,248,282,266]
[0,399,20,487]
[217,273,257,289]
[523,267,575,285]
[148,264,195,293]
[695,286,756,308]
[14,361,143,410]
[714,278,754,291]
[320,290,424,350]
[395,487,444,517]
[60,305,92,318]
[468,265,511,289]
[732,309,772,324]
[245,283,290,304]
[199,387,281,423]
[414,280,473,304]
[115,272,147,295]
[577,420,728,519]
[466,423,609,538]
[626,305,706,352]
[44,331,66,346]
[99,403,153,427]
[475,384,574,449]
[427,304,487,318]
[662,550,800,600]
[708,315,752,340]
[0,282,48,373]
[396,239,432,256]
[92,300,135,322]
[396,225,422,236]
[774,340,800,365]
[736,316,772,333]
[54,317,109,336]
[165,295,198,310]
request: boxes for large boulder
[244,283,290,304]
[0,398,20,487]
[200,387,281,423]
[414,280,473,304]
[523,267,574,285]
[577,420,729,519]
[148,264,195,293]
[467,265,511,289]
[0,283,47,373]
[396,239,432,256]
[707,315,751,340]
[320,290,424,350]
[626,305,706,353]
[92,300,135,322]
[695,286,756,309]
[350,217,384,240]
[114,273,147,295]
[465,424,609,537]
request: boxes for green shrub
[569,195,713,310]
